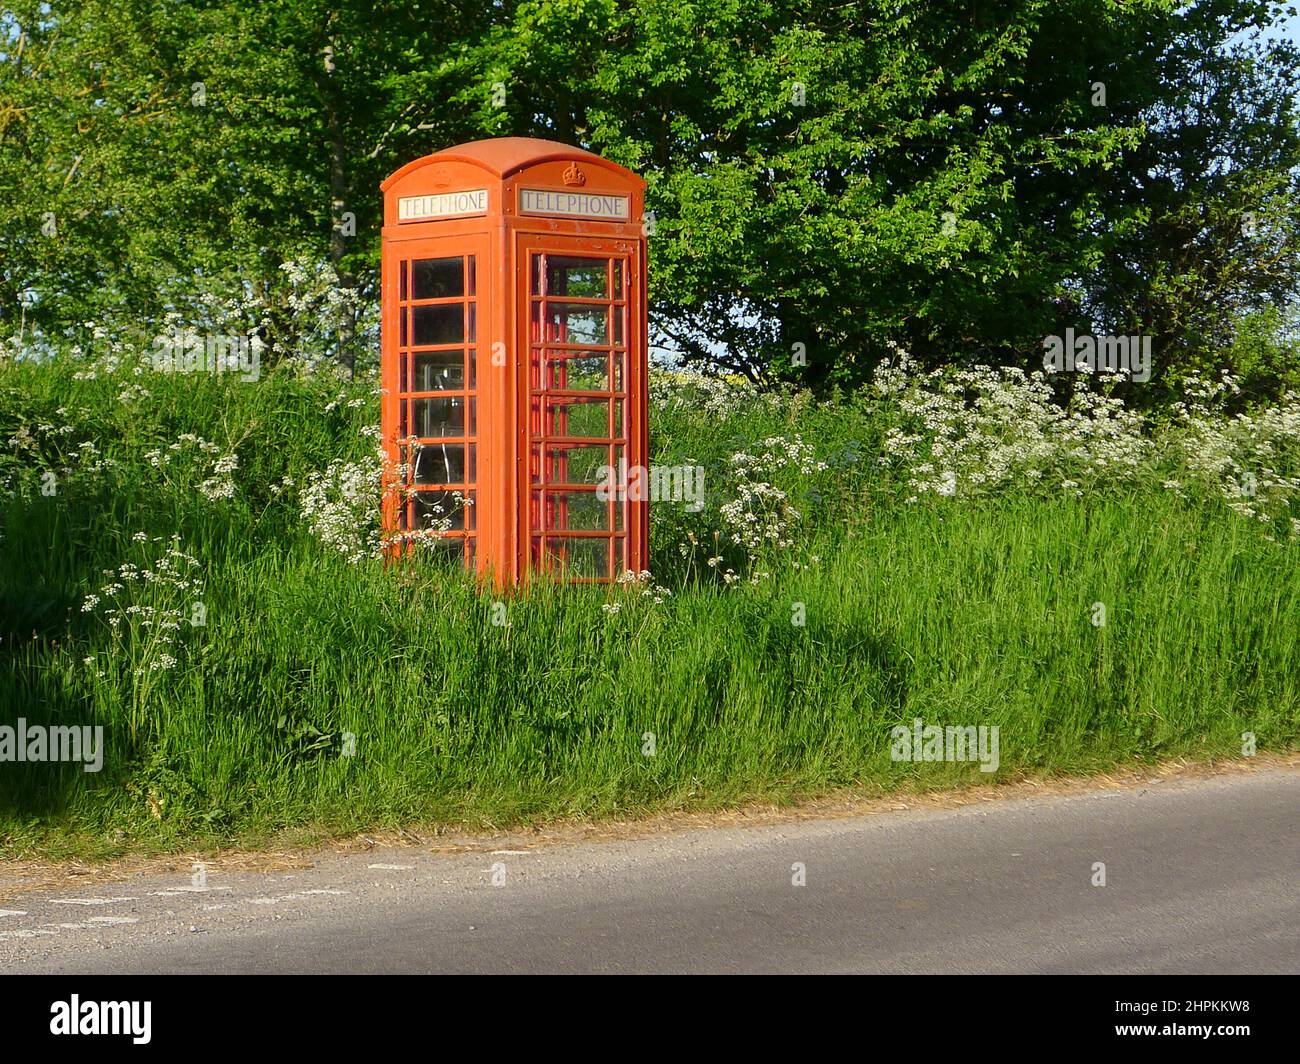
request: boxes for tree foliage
[1,0,1298,396]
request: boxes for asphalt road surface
[2,768,1296,973]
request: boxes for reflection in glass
[545,303,607,346]
[412,443,470,485]
[414,489,471,531]
[537,443,611,484]
[545,352,608,392]
[546,256,608,298]
[537,490,611,531]
[544,397,609,438]
[414,351,464,391]
[412,258,463,300]
[542,536,610,579]
[414,397,466,438]
[413,304,463,346]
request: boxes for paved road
[2,769,1296,973]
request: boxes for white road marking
[50,897,136,906]
[0,910,28,918]
[246,889,350,906]
[492,850,531,856]
[368,864,415,870]
[47,916,139,931]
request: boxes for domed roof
[382,137,641,189]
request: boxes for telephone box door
[517,234,647,582]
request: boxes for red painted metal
[381,138,648,585]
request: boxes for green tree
[4,0,1298,397]
[470,0,1300,393]
[1079,0,1300,400]
[0,0,491,368]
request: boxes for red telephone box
[380,137,649,585]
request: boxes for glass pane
[413,304,463,346]
[544,397,609,438]
[400,350,408,392]
[414,489,472,531]
[545,351,609,392]
[536,443,611,485]
[541,536,610,579]
[610,352,625,391]
[412,443,471,485]
[414,396,467,438]
[412,257,463,300]
[414,351,464,391]
[467,303,476,343]
[612,259,623,299]
[529,301,542,349]
[467,256,476,297]
[400,261,408,301]
[546,256,608,298]
[545,303,607,346]
[613,304,624,347]
[536,490,612,531]
[400,306,408,347]
[421,535,466,567]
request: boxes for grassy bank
[1,355,1298,858]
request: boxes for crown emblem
[428,166,451,188]
[561,162,587,187]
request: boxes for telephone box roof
[381,137,644,190]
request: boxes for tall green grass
[1,360,1296,858]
